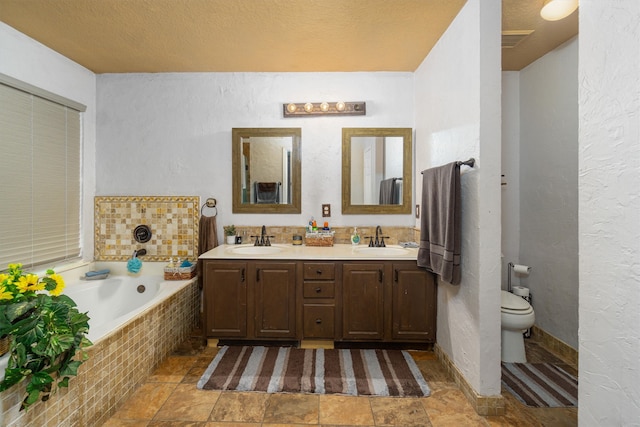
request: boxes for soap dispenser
[351,227,360,245]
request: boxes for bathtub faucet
[132,248,147,258]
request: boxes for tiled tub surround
[0,263,199,427]
[94,196,200,261]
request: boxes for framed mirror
[232,128,301,213]
[342,127,412,214]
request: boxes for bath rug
[197,346,430,397]
[501,362,578,407]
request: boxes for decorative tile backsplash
[231,225,418,246]
[94,196,199,261]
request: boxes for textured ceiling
[0,0,577,73]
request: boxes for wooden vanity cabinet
[203,260,296,340]
[391,262,437,341]
[342,263,386,340]
[253,262,297,339]
[203,261,248,338]
[301,262,337,339]
[341,261,436,343]
[203,258,435,344]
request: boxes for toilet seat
[501,290,533,315]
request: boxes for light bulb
[336,101,346,112]
[320,102,330,112]
[304,103,314,113]
[286,103,297,113]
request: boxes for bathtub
[66,274,191,343]
[0,263,200,425]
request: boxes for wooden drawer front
[303,281,335,299]
[303,304,335,338]
[303,263,335,280]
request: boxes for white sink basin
[228,245,286,255]
[352,246,410,256]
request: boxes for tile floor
[103,337,577,427]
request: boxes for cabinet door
[253,262,297,338]
[203,261,248,338]
[391,264,437,341]
[342,263,385,340]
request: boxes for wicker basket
[305,231,335,247]
[163,264,197,280]
[0,335,10,357]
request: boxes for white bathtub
[66,274,192,343]
[0,263,196,380]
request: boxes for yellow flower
[48,273,65,296]
[0,273,8,284]
[7,263,22,271]
[17,274,39,293]
[0,285,13,301]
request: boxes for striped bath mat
[501,362,578,407]
[197,346,430,397]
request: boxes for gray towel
[255,182,279,203]
[379,178,396,204]
[417,162,461,285]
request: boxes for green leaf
[30,371,54,386]
[24,388,41,409]
[58,377,69,388]
[56,294,78,308]
[59,360,81,377]
[0,367,27,391]
[4,300,37,322]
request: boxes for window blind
[0,83,81,268]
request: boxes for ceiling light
[540,0,578,21]
[282,101,366,118]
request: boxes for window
[0,81,83,268]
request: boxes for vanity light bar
[283,101,366,118]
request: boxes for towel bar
[421,158,475,174]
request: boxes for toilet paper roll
[512,285,530,298]
[513,264,531,275]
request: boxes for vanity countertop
[199,243,418,261]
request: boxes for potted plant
[0,263,92,410]
[224,225,237,244]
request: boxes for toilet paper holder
[507,262,531,293]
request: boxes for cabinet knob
[315,318,322,324]
[315,287,322,293]
[316,269,322,275]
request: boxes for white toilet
[500,290,535,363]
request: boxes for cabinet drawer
[303,263,335,280]
[303,281,335,298]
[303,304,335,338]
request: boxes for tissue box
[163,264,197,280]
[305,231,335,247]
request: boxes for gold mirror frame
[232,128,302,213]
[342,127,412,215]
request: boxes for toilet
[500,290,535,363]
